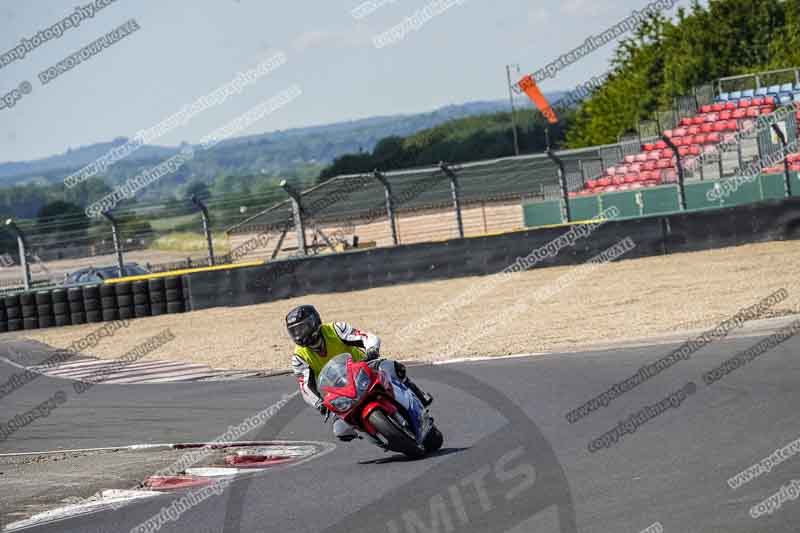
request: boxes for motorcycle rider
[287,304,432,442]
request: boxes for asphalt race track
[2,327,800,533]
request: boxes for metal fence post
[101,211,126,277]
[770,123,793,197]
[440,162,465,238]
[280,180,307,256]
[662,135,687,210]
[373,170,399,245]
[546,149,572,222]
[5,219,31,290]
[191,195,215,266]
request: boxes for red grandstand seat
[672,137,684,146]
[635,153,648,162]
[694,134,706,144]
[586,179,598,189]
[725,120,738,130]
[674,127,688,137]
[712,103,724,112]
[732,108,747,119]
[692,116,705,125]
[765,96,776,105]
[751,97,764,106]
[741,118,756,131]
[624,174,637,184]
[629,163,641,173]
[689,145,702,156]
[704,113,719,123]
[720,110,733,120]
[612,176,625,186]
[701,105,713,113]
[663,129,674,138]
[738,99,752,108]
[656,159,672,169]
[712,122,727,132]
[643,160,656,170]
[722,132,737,142]
[624,155,636,164]
[598,177,611,187]
[678,146,690,157]
[760,106,774,115]
[638,171,653,181]
[679,117,693,127]
[617,164,629,174]
[655,140,668,150]
[643,143,656,152]
[660,149,673,159]
[687,125,700,135]
[706,132,721,143]
[647,151,661,161]
[700,123,714,133]
[724,101,737,110]
[746,107,759,118]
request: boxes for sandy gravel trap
[23,240,800,373]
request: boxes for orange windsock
[518,75,558,124]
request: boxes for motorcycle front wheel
[368,410,425,458]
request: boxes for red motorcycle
[318,353,443,458]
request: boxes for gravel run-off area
[23,240,800,372]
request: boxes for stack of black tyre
[3,295,20,331]
[0,297,7,333]
[0,275,187,333]
[35,291,53,328]
[165,276,185,314]
[51,289,70,327]
[100,284,118,322]
[114,282,134,320]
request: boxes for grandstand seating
[571,85,800,198]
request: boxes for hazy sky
[0,0,689,162]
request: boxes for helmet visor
[287,317,319,345]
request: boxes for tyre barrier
[0,275,188,334]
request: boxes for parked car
[63,263,149,286]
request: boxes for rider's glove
[364,346,380,361]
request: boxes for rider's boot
[407,379,433,407]
[333,418,358,442]
[393,361,433,407]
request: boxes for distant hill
[0,95,558,195]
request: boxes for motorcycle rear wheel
[368,410,425,458]
[423,426,443,453]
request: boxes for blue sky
[0,0,688,162]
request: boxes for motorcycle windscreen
[318,353,353,389]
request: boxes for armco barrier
[183,196,800,312]
[0,275,189,334]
